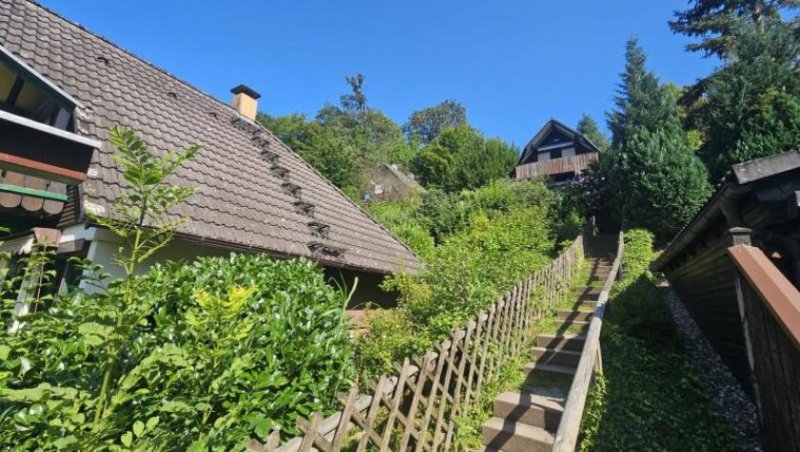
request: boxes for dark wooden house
[514,119,600,182]
[653,150,800,451]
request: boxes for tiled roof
[515,152,598,180]
[0,0,420,274]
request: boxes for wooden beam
[0,183,68,202]
[0,151,87,183]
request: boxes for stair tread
[496,391,565,411]
[533,346,582,355]
[484,417,555,442]
[537,333,587,340]
[524,362,577,374]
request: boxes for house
[0,0,420,308]
[653,150,800,451]
[514,119,600,183]
[365,163,424,201]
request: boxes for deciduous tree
[403,100,468,145]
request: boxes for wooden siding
[663,236,753,395]
[515,152,598,180]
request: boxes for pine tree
[576,113,609,151]
[604,38,712,240]
[669,0,799,57]
[695,16,800,180]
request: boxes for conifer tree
[669,0,799,57]
[576,113,609,151]
[604,38,712,240]
[694,16,800,180]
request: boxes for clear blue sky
[41,0,718,147]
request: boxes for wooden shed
[654,150,800,451]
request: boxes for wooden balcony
[515,153,598,180]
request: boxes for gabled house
[515,119,600,183]
[0,0,420,306]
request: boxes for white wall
[81,228,232,293]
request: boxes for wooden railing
[728,245,800,452]
[552,230,624,452]
[249,236,585,452]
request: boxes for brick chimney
[230,84,261,121]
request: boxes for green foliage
[610,229,677,343]
[692,16,800,180]
[359,179,558,374]
[577,113,609,151]
[0,129,352,450]
[604,39,711,241]
[259,75,416,196]
[669,0,798,57]
[579,228,735,451]
[410,125,518,192]
[403,99,468,145]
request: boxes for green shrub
[0,129,353,450]
[609,229,677,345]
[360,203,557,373]
[0,254,353,450]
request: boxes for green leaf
[146,415,160,430]
[52,435,78,449]
[0,345,10,360]
[121,431,133,447]
[133,420,144,437]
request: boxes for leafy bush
[605,229,677,344]
[359,179,559,374]
[0,129,353,450]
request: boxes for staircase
[482,236,617,452]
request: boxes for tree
[403,100,468,145]
[669,0,799,57]
[411,125,517,192]
[604,38,711,240]
[692,16,800,179]
[576,113,609,151]
[259,75,416,195]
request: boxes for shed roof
[654,149,800,271]
[0,0,420,274]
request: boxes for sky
[41,0,719,147]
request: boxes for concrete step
[482,417,555,452]
[523,362,577,378]
[576,286,602,301]
[577,286,602,295]
[556,309,593,322]
[493,391,564,430]
[536,334,587,352]
[533,347,582,367]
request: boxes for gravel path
[658,281,763,452]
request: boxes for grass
[578,230,736,451]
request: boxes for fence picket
[258,237,584,452]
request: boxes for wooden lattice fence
[249,236,585,452]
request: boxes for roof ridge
[24,0,240,117]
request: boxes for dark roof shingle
[0,0,420,274]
